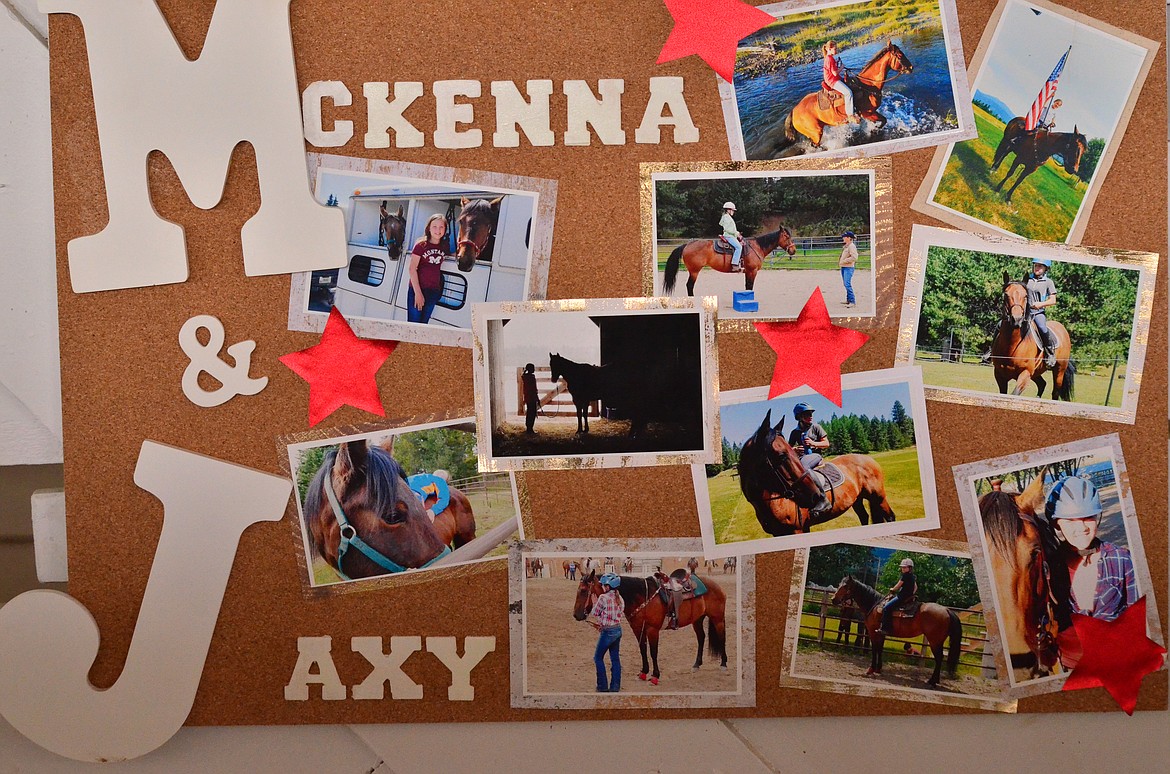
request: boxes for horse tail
[946,609,963,677]
[1059,359,1076,401]
[662,244,685,294]
[783,110,796,142]
[707,613,725,660]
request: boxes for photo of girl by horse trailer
[953,435,1163,698]
[695,367,939,557]
[508,539,754,709]
[914,0,1159,243]
[282,417,521,591]
[781,538,1015,711]
[720,0,974,160]
[643,160,888,322]
[287,153,556,348]
[472,299,719,471]
[896,226,1157,423]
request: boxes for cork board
[50,0,1165,725]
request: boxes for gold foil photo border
[639,157,895,331]
[509,538,756,710]
[894,224,1157,424]
[780,535,1018,713]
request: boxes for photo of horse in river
[729,0,970,158]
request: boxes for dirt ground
[673,268,874,319]
[792,644,1002,697]
[523,574,741,695]
[492,416,704,458]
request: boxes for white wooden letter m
[40,0,346,293]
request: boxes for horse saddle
[712,236,737,254]
[889,595,920,617]
[406,473,450,521]
[817,86,843,111]
[1028,320,1061,351]
[656,571,708,603]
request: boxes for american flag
[1025,46,1071,130]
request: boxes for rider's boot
[1043,331,1057,368]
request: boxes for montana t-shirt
[411,242,446,291]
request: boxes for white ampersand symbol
[179,315,268,407]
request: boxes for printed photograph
[915,0,1158,242]
[288,153,556,348]
[509,540,754,709]
[644,160,888,321]
[781,537,1015,711]
[284,417,521,590]
[954,435,1162,696]
[720,0,974,159]
[472,299,718,471]
[896,225,1156,423]
[695,367,939,556]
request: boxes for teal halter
[324,476,451,580]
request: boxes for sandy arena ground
[522,573,741,695]
[664,268,874,319]
[792,645,1002,697]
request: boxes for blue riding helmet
[599,572,621,590]
[1032,258,1052,268]
[1045,476,1102,521]
[793,402,815,419]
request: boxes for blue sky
[721,382,914,446]
[973,0,1147,140]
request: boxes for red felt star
[1062,597,1166,714]
[753,288,869,404]
[279,308,398,427]
[657,0,774,82]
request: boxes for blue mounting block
[733,290,758,313]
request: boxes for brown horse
[572,569,729,685]
[991,274,1074,400]
[455,196,501,271]
[736,409,895,536]
[978,472,1066,681]
[661,226,797,297]
[303,438,472,580]
[831,575,962,686]
[379,202,406,260]
[990,118,1087,203]
[412,470,477,549]
[784,41,914,150]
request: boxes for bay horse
[736,409,895,536]
[831,575,963,686]
[303,438,474,580]
[455,196,502,271]
[978,472,1067,680]
[379,202,406,260]
[990,273,1074,400]
[661,226,796,298]
[573,569,729,685]
[784,41,914,150]
[990,119,1087,203]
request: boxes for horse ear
[374,435,395,456]
[1017,465,1049,516]
[461,196,470,207]
[1073,124,1079,136]
[333,440,368,492]
[755,409,772,440]
[1002,270,1011,286]
[489,196,504,209]
[396,204,404,218]
[773,415,785,435]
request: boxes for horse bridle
[323,476,450,580]
[379,213,402,257]
[852,50,911,88]
[457,219,493,260]
[759,442,822,513]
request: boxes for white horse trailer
[333,185,534,329]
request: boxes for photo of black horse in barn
[475,303,715,464]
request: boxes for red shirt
[411,241,446,291]
[823,54,844,87]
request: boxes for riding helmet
[1032,258,1053,268]
[793,402,815,419]
[900,558,915,568]
[599,572,621,590]
[722,201,736,211]
[1046,476,1102,521]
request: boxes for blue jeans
[728,238,743,267]
[882,597,902,631]
[407,286,442,324]
[841,267,855,304]
[800,453,823,471]
[594,625,622,692]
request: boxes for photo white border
[780,535,1017,712]
[279,414,522,596]
[895,224,1157,424]
[911,0,1160,244]
[509,538,756,709]
[694,366,940,558]
[718,0,976,161]
[288,152,558,348]
[472,297,721,472]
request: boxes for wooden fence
[514,366,599,418]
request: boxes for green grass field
[915,357,1125,407]
[657,246,872,272]
[708,446,926,545]
[931,106,1086,241]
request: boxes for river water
[735,25,958,158]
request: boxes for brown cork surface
[51,0,1165,724]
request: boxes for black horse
[990,118,1088,203]
[549,352,668,438]
[548,353,608,434]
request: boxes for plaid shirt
[1070,542,1138,622]
[591,590,625,627]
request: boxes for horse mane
[304,444,409,560]
[860,41,899,71]
[752,228,789,255]
[979,490,1024,555]
[844,577,883,611]
[461,198,494,218]
[616,574,655,608]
